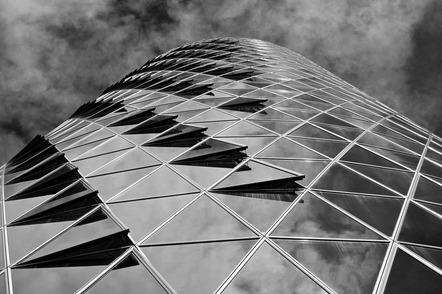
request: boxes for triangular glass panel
[86,253,168,294]
[144,194,255,244]
[363,145,420,170]
[276,108,319,120]
[0,273,5,294]
[359,131,415,154]
[187,108,239,122]
[64,136,115,160]
[173,164,237,189]
[214,136,277,157]
[218,97,267,113]
[312,113,361,129]
[73,149,132,176]
[73,136,134,160]
[6,145,59,175]
[111,166,199,202]
[109,193,198,242]
[250,120,300,135]
[274,99,316,111]
[123,114,178,135]
[272,192,383,239]
[215,121,275,137]
[222,242,327,294]
[341,145,405,170]
[256,137,326,159]
[260,159,329,186]
[194,97,233,107]
[384,249,442,293]
[143,125,207,147]
[417,201,442,217]
[87,166,158,201]
[315,191,404,236]
[172,138,247,168]
[20,208,123,263]
[61,128,114,151]
[313,163,398,196]
[187,120,238,136]
[6,135,51,167]
[291,137,349,158]
[399,202,442,247]
[142,240,256,294]
[164,100,209,113]
[211,160,304,193]
[343,162,414,196]
[7,166,81,201]
[14,229,131,268]
[274,240,387,293]
[89,148,161,176]
[288,123,341,140]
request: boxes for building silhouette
[1,37,442,293]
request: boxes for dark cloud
[0,0,441,163]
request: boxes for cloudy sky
[1,0,442,163]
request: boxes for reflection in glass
[142,240,256,293]
[406,245,442,271]
[223,242,326,294]
[257,137,326,160]
[414,175,442,205]
[274,240,387,294]
[272,192,382,239]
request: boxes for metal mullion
[396,242,442,276]
[1,165,13,294]
[141,236,260,248]
[270,236,390,243]
[374,240,396,294]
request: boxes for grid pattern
[1,37,442,293]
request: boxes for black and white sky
[1,0,442,163]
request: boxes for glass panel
[215,121,275,137]
[110,166,199,202]
[215,137,276,155]
[89,148,161,176]
[223,241,326,294]
[384,249,442,293]
[64,136,115,160]
[0,229,4,269]
[256,138,326,159]
[274,240,387,294]
[426,148,442,165]
[173,164,234,189]
[260,159,329,186]
[142,240,256,294]
[109,193,198,242]
[414,175,442,205]
[291,138,349,158]
[0,273,5,293]
[187,108,239,122]
[359,131,416,155]
[249,108,300,120]
[250,120,301,135]
[86,253,167,294]
[275,108,319,120]
[272,192,383,239]
[12,265,108,294]
[73,149,132,176]
[5,194,53,224]
[189,120,237,136]
[315,191,404,236]
[343,162,414,196]
[288,123,341,140]
[74,136,134,160]
[418,201,442,217]
[86,166,157,201]
[144,194,255,244]
[399,202,442,247]
[312,113,360,129]
[274,99,317,111]
[341,145,405,170]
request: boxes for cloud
[0,0,440,162]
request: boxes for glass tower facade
[1,37,442,293]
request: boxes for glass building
[1,37,442,294]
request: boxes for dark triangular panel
[6,135,52,168]
[14,230,132,268]
[143,125,208,147]
[6,145,59,175]
[123,114,178,134]
[218,97,267,113]
[171,138,248,168]
[7,165,82,201]
[109,107,156,126]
